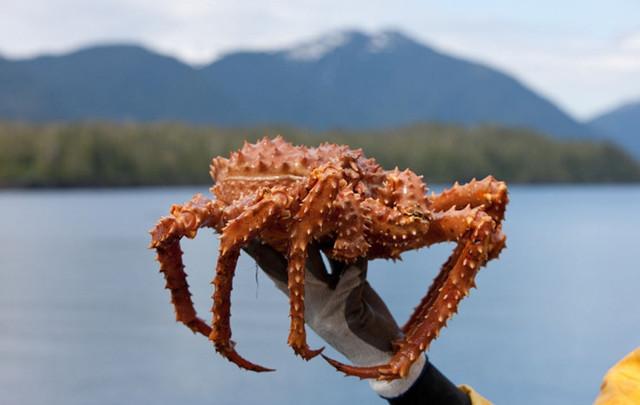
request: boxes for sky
[1,0,639,120]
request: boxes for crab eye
[409,210,430,220]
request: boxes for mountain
[589,100,640,158]
[0,30,593,137]
[0,45,237,122]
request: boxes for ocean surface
[1,186,638,405]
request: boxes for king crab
[150,136,508,380]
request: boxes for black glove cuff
[384,358,471,405]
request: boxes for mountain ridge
[589,100,640,158]
[0,30,596,138]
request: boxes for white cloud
[620,31,640,51]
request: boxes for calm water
[1,186,639,405]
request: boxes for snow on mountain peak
[286,31,351,61]
[367,31,403,53]
[285,30,408,61]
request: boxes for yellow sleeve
[594,347,640,405]
[459,384,493,405]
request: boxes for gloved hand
[243,240,471,404]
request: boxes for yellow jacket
[594,348,640,405]
[462,347,640,405]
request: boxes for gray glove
[243,240,426,398]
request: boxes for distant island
[0,121,637,188]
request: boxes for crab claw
[321,355,401,381]
[296,345,325,361]
[216,343,275,373]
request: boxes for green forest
[0,121,638,187]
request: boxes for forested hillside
[0,121,637,187]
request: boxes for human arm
[243,240,474,404]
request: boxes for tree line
[0,121,638,187]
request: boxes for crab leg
[287,164,343,360]
[330,188,371,262]
[398,177,508,333]
[399,204,505,334]
[429,176,508,222]
[209,190,290,372]
[324,208,505,380]
[150,194,223,336]
[401,249,457,335]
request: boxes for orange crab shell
[208,136,431,259]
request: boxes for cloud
[620,31,640,51]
